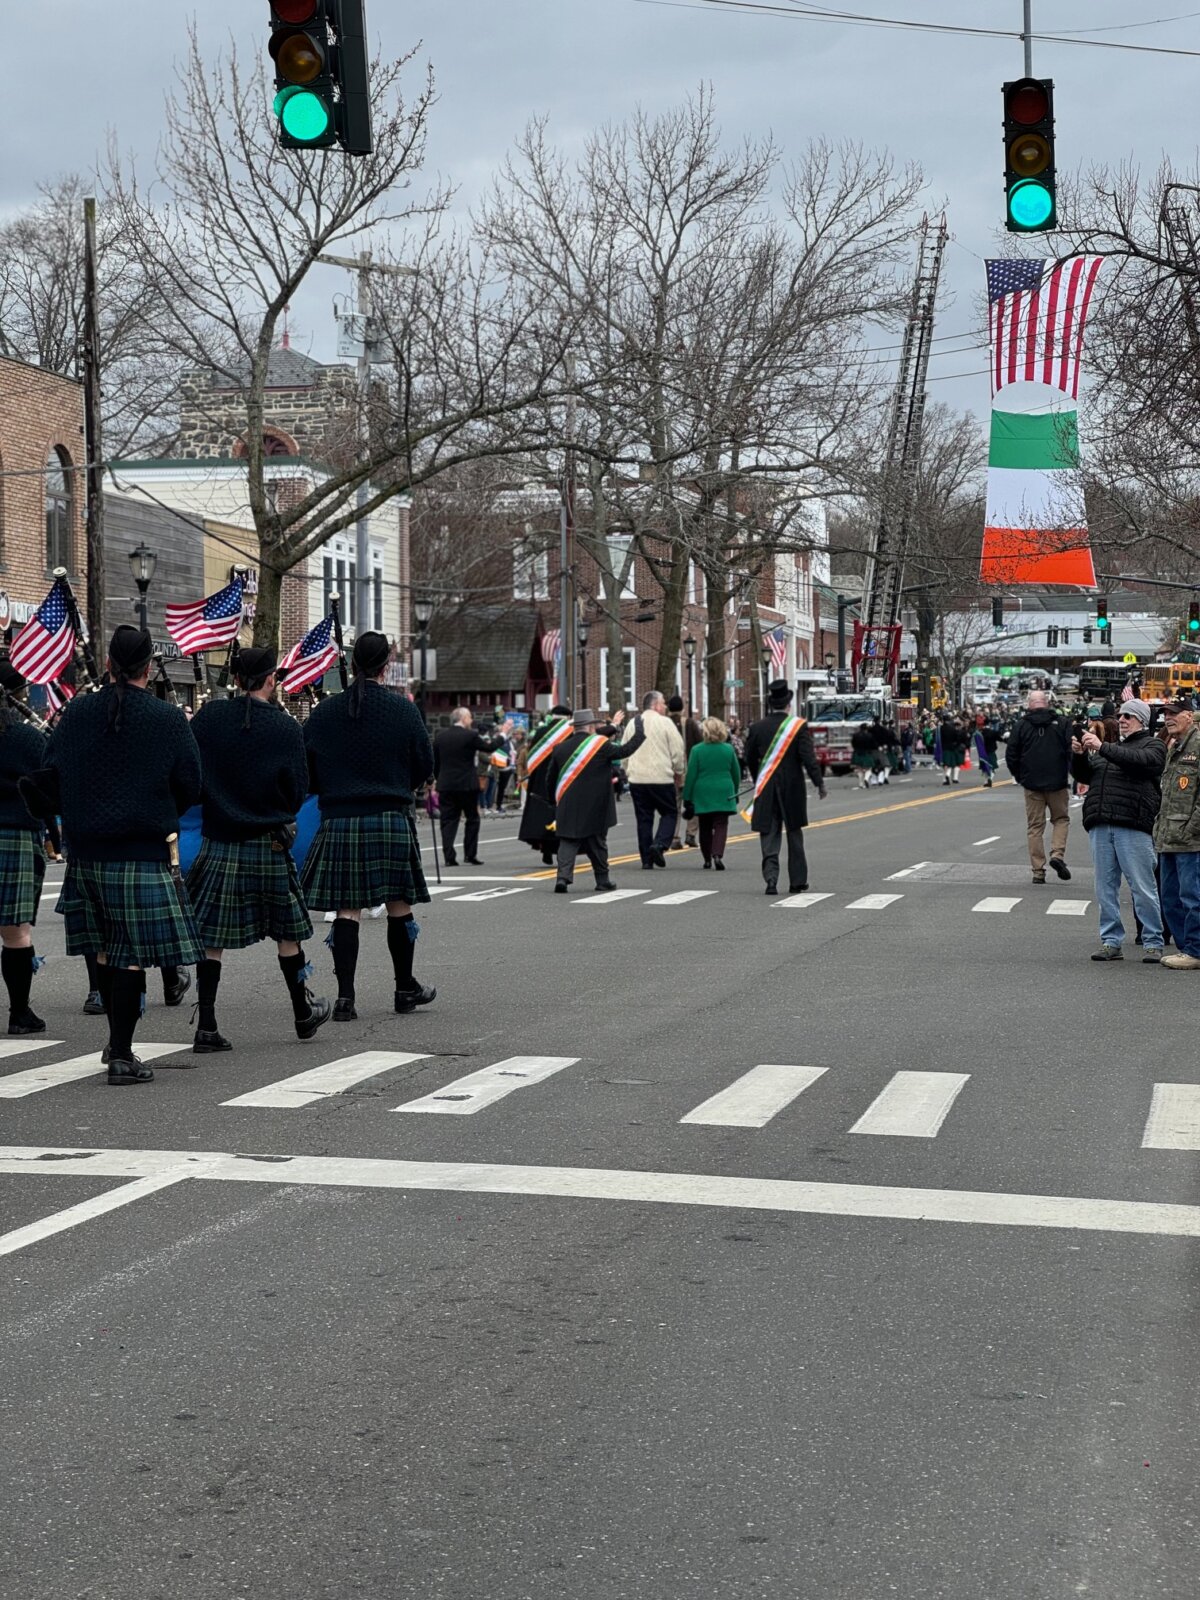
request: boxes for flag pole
[329,593,350,692]
[51,567,101,690]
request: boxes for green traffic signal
[1188,601,1200,633]
[275,85,333,144]
[1003,77,1056,234]
[1007,179,1054,232]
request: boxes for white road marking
[443,886,535,902]
[1142,1084,1200,1150]
[845,893,903,911]
[223,1050,428,1109]
[38,891,60,901]
[3,1144,1200,1238]
[886,863,929,880]
[849,1071,970,1138]
[646,890,719,906]
[0,1038,64,1062]
[0,1173,188,1259]
[0,1044,190,1099]
[777,892,833,910]
[424,884,465,896]
[393,1054,577,1115]
[680,1064,827,1128]
[973,836,1002,846]
[972,897,1022,913]
[571,889,650,905]
[1047,900,1090,916]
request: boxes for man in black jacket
[1005,690,1072,884]
[186,647,331,1053]
[745,680,827,896]
[545,709,643,893]
[433,707,512,866]
[1075,699,1166,960]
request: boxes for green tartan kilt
[187,836,314,951]
[851,750,875,771]
[300,811,430,911]
[0,828,45,926]
[56,859,204,970]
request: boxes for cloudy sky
[10,3,1200,424]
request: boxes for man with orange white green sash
[744,680,827,897]
[518,703,573,865]
[545,708,645,894]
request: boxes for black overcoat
[744,712,823,833]
[546,723,645,839]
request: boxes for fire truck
[806,680,896,776]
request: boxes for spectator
[1154,699,1200,970]
[1005,689,1073,884]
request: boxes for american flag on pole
[766,626,788,677]
[164,578,245,656]
[45,680,76,716]
[541,629,561,664]
[986,257,1103,400]
[9,578,75,684]
[279,615,338,694]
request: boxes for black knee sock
[95,960,113,1014]
[2,947,34,1016]
[84,952,101,994]
[108,969,143,1061]
[196,958,222,1032]
[330,919,359,1001]
[387,914,416,991]
[278,950,313,1020]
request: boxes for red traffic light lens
[1006,78,1050,125]
[271,0,318,22]
[271,29,325,84]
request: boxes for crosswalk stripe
[1047,899,1089,916]
[424,884,465,896]
[845,893,903,911]
[0,1038,64,1062]
[777,892,833,909]
[849,1071,970,1138]
[887,863,930,880]
[680,1064,827,1127]
[393,1054,577,1115]
[443,886,534,902]
[1141,1084,1200,1150]
[0,1043,189,1099]
[972,896,1021,913]
[571,890,650,906]
[222,1050,428,1109]
[646,890,719,906]
[973,836,1001,846]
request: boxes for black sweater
[0,716,47,833]
[303,681,434,817]
[43,685,202,862]
[192,696,309,842]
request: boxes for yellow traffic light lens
[1009,133,1051,178]
[276,32,324,84]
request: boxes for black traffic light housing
[897,670,913,698]
[1095,596,1110,634]
[1188,600,1200,637]
[1003,77,1056,233]
[991,597,1004,629]
[270,0,374,156]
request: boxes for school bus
[1141,661,1200,701]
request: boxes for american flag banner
[164,578,245,656]
[541,629,561,664]
[9,579,75,684]
[766,626,788,677]
[1120,681,1135,703]
[987,257,1103,400]
[279,615,339,694]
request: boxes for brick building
[0,354,86,634]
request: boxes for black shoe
[395,983,436,1013]
[192,1028,233,1054]
[650,849,667,869]
[465,857,485,866]
[667,841,685,853]
[1049,857,1071,881]
[683,839,697,849]
[333,997,357,1022]
[444,855,458,867]
[162,968,192,1007]
[703,859,712,869]
[8,1008,46,1036]
[107,1055,154,1085]
[714,859,725,872]
[83,989,105,1016]
[765,883,778,897]
[789,883,809,895]
[542,850,556,866]
[554,881,569,894]
[641,862,655,871]
[295,995,332,1040]
[594,880,617,892]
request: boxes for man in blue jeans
[1075,700,1166,961]
[1154,699,1200,970]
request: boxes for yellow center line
[518,781,1013,879]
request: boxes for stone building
[175,348,357,465]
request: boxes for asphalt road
[2,764,1198,1599]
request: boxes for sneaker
[1049,858,1071,881]
[295,996,332,1040]
[83,990,105,1016]
[1031,873,1047,885]
[1090,945,1124,961]
[1142,948,1164,964]
[1161,953,1200,970]
[395,983,436,1014]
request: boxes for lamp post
[760,644,773,713]
[823,650,835,677]
[577,618,589,708]
[413,594,433,723]
[683,633,696,717]
[128,542,157,634]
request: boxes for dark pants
[557,834,610,886]
[699,814,730,862]
[439,789,480,863]
[631,782,678,864]
[1160,851,1200,957]
[760,820,807,890]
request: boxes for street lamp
[577,618,589,706]
[760,643,773,713]
[823,650,835,674]
[683,633,696,717]
[413,594,433,722]
[128,542,157,633]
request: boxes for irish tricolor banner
[981,257,1102,588]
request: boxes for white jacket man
[622,692,686,868]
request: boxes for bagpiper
[744,679,827,897]
[0,656,50,1035]
[30,625,204,1084]
[186,646,331,1053]
[301,631,435,1019]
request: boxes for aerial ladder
[852,214,947,689]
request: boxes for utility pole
[559,355,577,706]
[1022,0,1033,75]
[82,197,105,655]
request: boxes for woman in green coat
[682,718,743,869]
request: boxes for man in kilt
[0,657,50,1035]
[187,646,330,1053]
[302,631,435,1020]
[31,626,203,1085]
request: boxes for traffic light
[1095,597,1110,634]
[991,597,1004,629]
[1003,77,1056,233]
[1046,627,1059,648]
[1188,600,1200,635]
[269,1,374,155]
[897,670,913,698]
